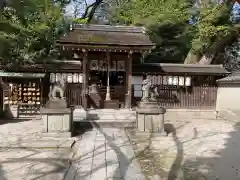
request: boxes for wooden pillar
[105,51,111,101]
[82,49,88,110]
[125,51,133,109]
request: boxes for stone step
[73,120,135,128]
[91,121,136,128]
[37,132,73,139]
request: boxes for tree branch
[81,0,103,23]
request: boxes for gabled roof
[217,71,240,84]
[133,63,229,75]
[57,24,154,52]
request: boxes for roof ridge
[72,24,146,33]
[145,63,225,68]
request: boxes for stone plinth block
[136,102,166,134]
[41,107,72,137]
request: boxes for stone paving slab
[73,109,136,124]
[67,127,146,180]
[0,119,75,180]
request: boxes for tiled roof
[217,71,240,83]
[133,63,229,75]
[58,24,153,47]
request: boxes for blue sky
[233,1,240,13]
[65,0,94,17]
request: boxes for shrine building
[0,24,229,118]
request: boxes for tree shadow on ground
[71,121,153,180]
[70,116,240,180]
[0,147,70,180]
[0,118,34,125]
[180,121,240,180]
[92,121,152,179]
[72,121,94,136]
[0,164,7,180]
[128,121,198,180]
[148,119,240,180]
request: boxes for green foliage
[110,0,193,63]
[109,0,235,63]
[0,0,69,66]
[72,17,88,24]
[224,36,240,71]
[111,0,191,26]
[191,3,234,54]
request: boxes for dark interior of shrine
[89,71,125,87]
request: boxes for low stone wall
[164,109,217,121]
[216,84,240,112]
[216,72,240,112]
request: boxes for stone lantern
[136,77,166,135]
[40,76,72,137]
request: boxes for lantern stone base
[136,100,166,135]
[40,99,72,137]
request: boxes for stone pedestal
[136,100,166,135]
[104,100,119,109]
[40,99,72,137]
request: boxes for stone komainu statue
[142,78,151,100]
[48,77,67,100]
[142,77,159,101]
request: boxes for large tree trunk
[198,27,238,64]
[184,0,234,64]
[198,52,215,64]
[184,50,200,64]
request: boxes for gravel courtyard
[127,111,240,180]
[2,111,240,180]
[0,119,73,180]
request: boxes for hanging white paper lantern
[168,76,173,85]
[173,76,178,85]
[67,73,73,83]
[79,73,83,83]
[61,73,67,81]
[179,77,185,86]
[56,73,61,82]
[50,73,55,83]
[73,73,78,83]
[185,77,191,86]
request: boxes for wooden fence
[132,75,218,109]
[62,75,219,109]
[65,83,83,107]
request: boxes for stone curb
[166,109,216,112]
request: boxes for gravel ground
[126,116,240,180]
[0,119,73,180]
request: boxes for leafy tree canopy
[78,0,238,64]
[0,0,70,66]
